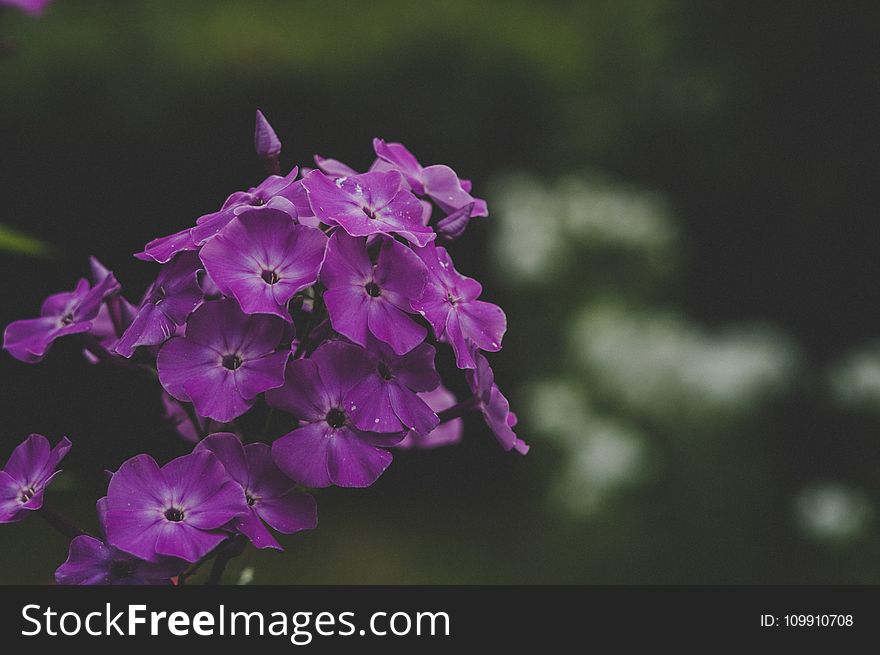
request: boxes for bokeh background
[2,0,879,584]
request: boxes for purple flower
[254,109,282,160]
[199,207,327,321]
[395,386,464,450]
[114,252,203,357]
[3,270,120,363]
[56,499,185,585]
[321,230,428,355]
[373,138,488,217]
[160,392,231,443]
[103,451,248,563]
[345,339,440,436]
[157,299,289,422]
[466,353,529,455]
[266,341,403,488]
[302,169,435,247]
[195,433,317,550]
[411,242,506,369]
[0,434,71,523]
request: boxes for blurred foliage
[0,223,53,256]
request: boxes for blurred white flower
[569,305,799,424]
[828,343,880,411]
[528,379,651,515]
[794,483,872,544]
[490,173,676,282]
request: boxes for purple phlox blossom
[0,434,71,523]
[345,338,440,436]
[395,386,463,450]
[103,451,248,563]
[373,138,488,218]
[195,432,317,550]
[321,230,428,355]
[0,0,52,16]
[199,207,327,321]
[302,169,434,247]
[157,299,289,422]
[312,153,395,178]
[55,498,185,585]
[114,252,203,357]
[466,353,529,455]
[266,341,403,488]
[254,109,282,159]
[3,267,120,363]
[161,392,232,443]
[411,242,506,369]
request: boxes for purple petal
[0,471,24,522]
[2,433,50,484]
[136,228,197,264]
[154,522,227,563]
[272,424,334,488]
[373,236,427,298]
[366,298,427,355]
[234,507,282,550]
[313,154,359,177]
[372,138,424,193]
[320,231,372,288]
[311,340,375,400]
[387,383,439,436]
[457,300,506,353]
[194,433,249,486]
[157,337,219,402]
[254,109,282,158]
[327,428,393,488]
[265,358,331,422]
[255,489,317,534]
[324,287,371,347]
[346,376,402,433]
[54,535,114,585]
[395,387,463,450]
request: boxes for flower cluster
[2,111,526,584]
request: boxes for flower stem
[205,535,248,585]
[38,505,87,540]
[181,402,207,441]
[437,395,480,423]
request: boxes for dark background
[1,0,879,583]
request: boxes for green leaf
[0,223,55,257]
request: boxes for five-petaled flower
[199,207,327,321]
[0,434,71,523]
[3,270,119,363]
[321,230,428,355]
[411,242,506,369]
[267,341,404,488]
[302,169,434,247]
[157,299,289,422]
[103,451,248,563]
